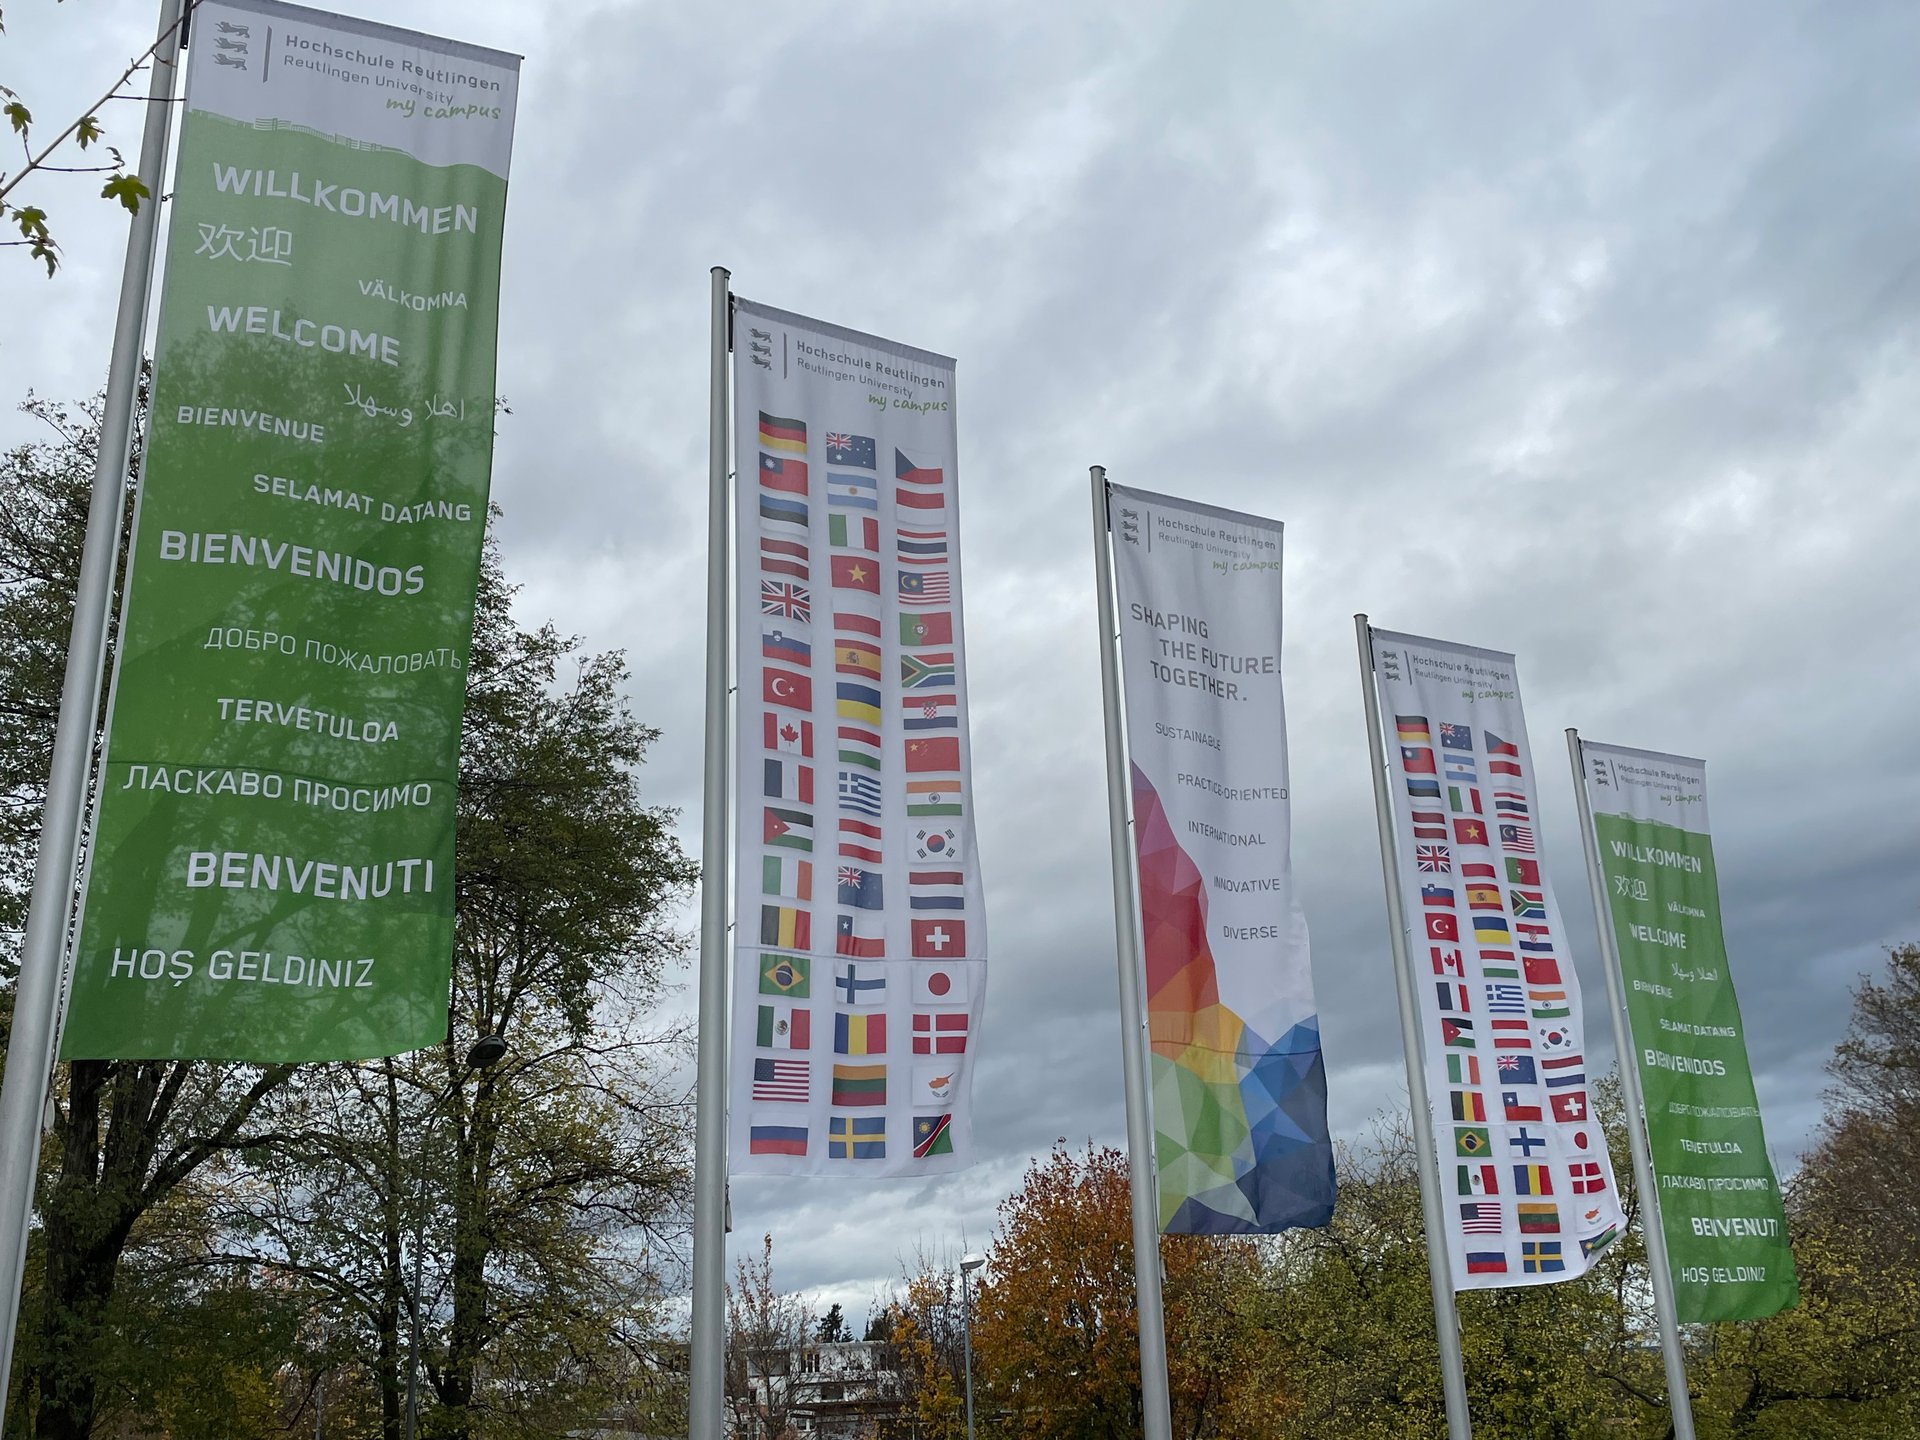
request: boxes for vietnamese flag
[901,611,953,647]
[831,555,880,593]
[904,737,960,773]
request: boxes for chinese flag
[904,737,960,772]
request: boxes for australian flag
[825,432,876,468]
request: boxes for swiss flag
[911,919,965,958]
[1551,1091,1589,1124]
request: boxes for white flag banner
[1107,485,1333,1233]
[728,300,983,1175]
[1370,630,1626,1287]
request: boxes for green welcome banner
[1579,741,1797,1321]
[62,0,520,1060]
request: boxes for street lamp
[403,1034,508,1440]
[959,1253,985,1440]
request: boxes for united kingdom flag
[760,580,810,622]
[1416,844,1451,872]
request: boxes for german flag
[759,412,807,454]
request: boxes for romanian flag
[831,1063,886,1106]
[1513,1164,1553,1196]
[834,1012,886,1056]
[1395,715,1431,744]
[759,411,806,454]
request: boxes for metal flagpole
[0,0,188,1416]
[1565,730,1697,1440]
[1088,467,1174,1440]
[1354,616,1472,1440]
[688,265,734,1440]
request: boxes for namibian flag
[759,411,806,454]
[913,1114,954,1157]
[1396,715,1431,744]
[831,1063,886,1107]
[749,1123,807,1156]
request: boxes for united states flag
[752,1058,809,1103]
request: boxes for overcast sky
[5,0,1917,1327]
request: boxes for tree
[726,1234,814,1440]
[1689,944,1920,1435]
[0,384,696,1438]
[1,1,176,275]
[967,1142,1272,1440]
[818,1302,849,1345]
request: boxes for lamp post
[959,1253,985,1440]
[403,1034,508,1440]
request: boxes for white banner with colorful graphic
[1370,630,1625,1286]
[1107,485,1333,1233]
[728,300,983,1175]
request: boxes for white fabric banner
[1107,485,1333,1233]
[728,299,983,1175]
[1370,630,1625,1287]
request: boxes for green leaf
[100,173,148,215]
[76,115,101,150]
[3,99,29,136]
